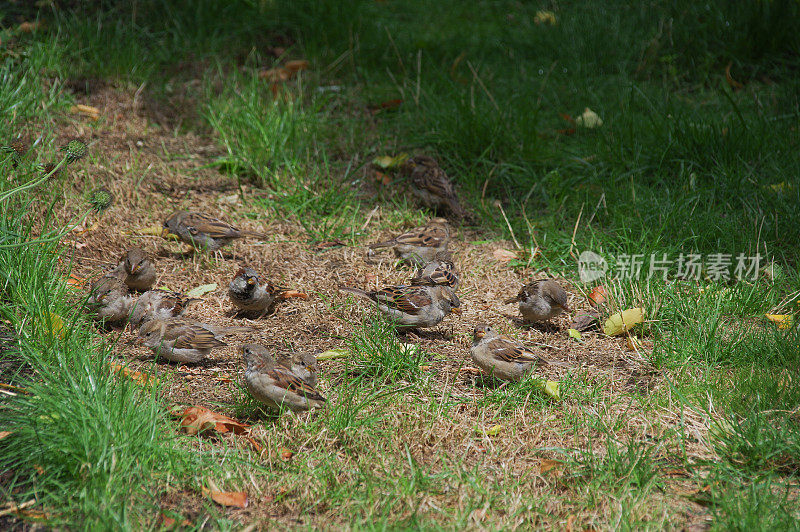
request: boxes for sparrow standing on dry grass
[87,275,135,324]
[111,248,156,291]
[368,218,450,266]
[504,279,570,323]
[470,324,564,381]
[401,155,467,219]
[409,251,459,290]
[339,284,461,328]
[241,344,326,412]
[162,210,267,251]
[129,289,200,326]
[228,267,308,315]
[138,318,252,363]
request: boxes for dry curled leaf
[173,405,250,436]
[278,290,308,300]
[0,431,11,441]
[570,310,600,332]
[108,361,157,386]
[588,285,607,307]
[185,283,217,298]
[284,59,309,73]
[492,248,518,263]
[70,104,100,120]
[202,488,248,508]
[280,447,294,460]
[314,239,346,250]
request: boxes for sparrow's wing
[269,366,327,402]
[376,286,432,315]
[486,337,543,365]
[171,324,227,350]
[413,166,457,198]
[394,225,448,247]
[411,261,458,287]
[183,213,241,239]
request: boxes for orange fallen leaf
[284,59,309,73]
[765,313,793,330]
[492,248,518,263]
[108,361,157,386]
[213,374,233,383]
[314,239,346,250]
[202,488,248,508]
[159,513,191,529]
[725,62,744,91]
[65,274,86,287]
[245,437,263,453]
[588,285,607,307]
[375,171,391,185]
[539,459,563,474]
[33,464,45,475]
[174,405,250,436]
[0,431,11,441]
[280,447,294,460]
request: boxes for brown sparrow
[86,275,135,324]
[401,155,466,218]
[241,344,326,412]
[162,210,267,251]
[339,284,461,328]
[110,248,156,291]
[409,251,459,290]
[504,280,570,323]
[228,267,308,315]
[470,324,565,381]
[368,218,450,266]
[138,318,252,363]
[129,289,200,326]
[246,346,319,387]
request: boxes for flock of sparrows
[86,156,572,414]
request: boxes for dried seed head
[60,139,87,163]
[88,188,114,213]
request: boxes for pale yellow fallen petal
[575,107,603,128]
[567,328,582,341]
[539,380,560,400]
[317,348,350,361]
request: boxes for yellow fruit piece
[603,307,644,336]
[539,380,560,400]
[534,10,557,25]
[317,348,349,361]
[567,328,582,341]
[765,314,793,330]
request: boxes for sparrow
[86,275,135,324]
[138,318,252,363]
[129,289,200,326]
[409,251,459,290]
[339,284,461,328]
[470,324,565,381]
[401,155,467,218]
[228,267,308,315]
[162,210,267,251]
[368,218,450,266]
[110,248,156,291]
[241,344,326,412]
[504,279,571,323]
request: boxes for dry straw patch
[39,86,717,528]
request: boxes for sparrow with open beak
[228,267,308,316]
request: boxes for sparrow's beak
[474,330,485,339]
[130,263,140,274]
[451,306,462,315]
[246,277,256,285]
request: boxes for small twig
[586,192,606,226]
[494,200,520,249]
[568,203,584,261]
[0,499,35,518]
[466,61,500,112]
[360,206,380,232]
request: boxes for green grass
[2,0,800,528]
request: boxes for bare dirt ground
[47,85,718,529]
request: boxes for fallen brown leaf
[539,459,563,474]
[0,431,11,440]
[587,285,607,307]
[570,310,600,332]
[174,405,250,436]
[284,59,309,73]
[70,104,101,120]
[18,21,43,33]
[108,361,157,386]
[314,239,346,250]
[280,447,294,460]
[202,488,248,508]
